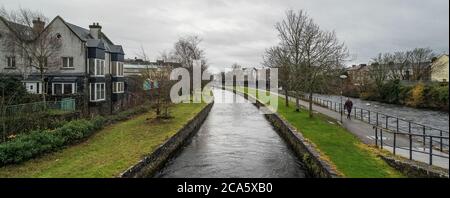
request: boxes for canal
[154,88,307,178]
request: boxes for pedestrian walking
[344,98,353,120]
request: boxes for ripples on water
[154,89,306,178]
[313,94,449,132]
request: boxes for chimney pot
[89,22,102,39]
[32,17,45,33]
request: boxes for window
[52,83,76,95]
[6,56,16,68]
[111,62,123,76]
[113,82,124,93]
[25,82,41,94]
[62,57,74,68]
[90,83,105,101]
[89,59,105,76]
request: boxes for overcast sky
[2,0,449,73]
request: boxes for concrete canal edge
[231,89,341,178]
[119,102,214,178]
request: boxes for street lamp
[339,74,348,123]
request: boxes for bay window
[89,59,105,76]
[112,62,124,76]
[113,82,124,93]
[90,83,105,102]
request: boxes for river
[312,94,449,133]
[154,88,307,178]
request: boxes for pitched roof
[49,16,123,54]
[0,16,36,40]
[86,39,105,49]
[110,45,124,54]
[65,21,93,41]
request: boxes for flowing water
[154,88,306,178]
[312,94,449,133]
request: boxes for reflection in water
[154,88,306,178]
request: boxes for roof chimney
[32,18,45,33]
[89,22,102,39]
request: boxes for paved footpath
[275,93,449,170]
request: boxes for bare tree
[389,51,411,80]
[409,48,435,81]
[138,47,174,119]
[297,11,348,118]
[267,10,348,117]
[263,46,292,107]
[0,7,62,105]
[369,53,391,96]
[172,35,208,93]
[273,10,309,110]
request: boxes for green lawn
[236,87,403,178]
[0,102,206,178]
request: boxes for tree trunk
[309,91,313,118]
[40,72,46,109]
[284,89,289,107]
[156,106,161,116]
[295,91,300,112]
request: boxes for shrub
[425,84,449,111]
[380,80,401,104]
[406,82,425,108]
[53,119,95,144]
[0,104,150,166]
[0,131,64,165]
[398,85,412,105]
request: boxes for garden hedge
[0,105,150,166]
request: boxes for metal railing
[373,125,449,166]
[297,94,449,152]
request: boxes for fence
[297,94,449,152]
[373,125,449,166]
[1,98,77,142]
[2,98,76,116]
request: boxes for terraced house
[0,16,126,115]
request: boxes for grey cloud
[2,0,448,71]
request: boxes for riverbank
[154,89,307,178]
[236,87,404,178]
[0,102,207,178]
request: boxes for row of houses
[346,54,449,85]
[0,15,175,115]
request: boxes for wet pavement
[312,94,449,133]
[154,88,306,178]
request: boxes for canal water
[154,88,306,178]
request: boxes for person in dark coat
[344,98,353,120]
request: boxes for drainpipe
[83,43,90,116]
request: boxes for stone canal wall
[380,155,449,178]
[232,89,341,178]
[119,102,214,178]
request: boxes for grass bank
[0,102,206,178]
[236,87,403,178]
